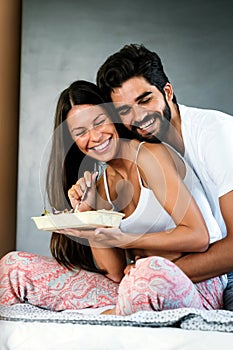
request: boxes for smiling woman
[66,103,119,163]
[45,80,128,275]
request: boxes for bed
[1,304,233,349]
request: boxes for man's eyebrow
[115,91,152,112]
[135,91,152,102]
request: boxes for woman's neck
[107,139,139,173]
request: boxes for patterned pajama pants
[0,252,224,315]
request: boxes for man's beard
[131,100,171,144]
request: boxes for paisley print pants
[0,252,223,315]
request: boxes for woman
[0,80,226,315]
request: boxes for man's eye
[139,97,151,104]
[118,107,131,116]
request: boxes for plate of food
[32,209,125,231]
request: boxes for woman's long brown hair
[46,81,107,273]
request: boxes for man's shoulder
[179,104,233,128]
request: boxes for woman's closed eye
[74,128,88,138]
[72,113,109,139]
[93,116,107,127]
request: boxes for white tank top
[103,142,222,244]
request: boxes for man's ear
[163,83,173,101]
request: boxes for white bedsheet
[1,304,233,350]
[1,320,233,350]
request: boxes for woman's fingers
[68,170,99,211]
[68,183,83,199]
[83,170,92,187]
[68,171,93,208]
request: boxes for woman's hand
[68,171,98,211]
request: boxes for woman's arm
[92,171,127,281]
[126,143,210,252]
[94,143,209,254]
[66,169,127,282]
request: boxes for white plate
[32,210,125,231]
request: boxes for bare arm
[67,169,126,282]
[124,143,209,252]
[94,144,210,255]
[90,245,126,282]
[92,169,127,282]
[175,190,233,282]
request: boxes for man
[96,43,233,309]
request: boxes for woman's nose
[88,127,102,141]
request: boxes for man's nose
[132,104,147,122]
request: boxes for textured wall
[17,0,233,255]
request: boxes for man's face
[111,76,171,142]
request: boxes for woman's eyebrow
[70,126,85,133]
[93,113,106,122]
[70,113,106,133]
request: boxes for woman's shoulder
[138,142,175,162]
[137,142,182,175]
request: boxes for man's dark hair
[97,43,177,104]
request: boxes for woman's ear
[163,83,174,102]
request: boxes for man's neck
[164,103,185,155]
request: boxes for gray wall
[17,0,233,256]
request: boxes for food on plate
[32,209,125,231]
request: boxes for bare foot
[101,307,116,315]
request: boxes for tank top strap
[103,142,145,209]
[103,169,117,210]
[135,142,146,188]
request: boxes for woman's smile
[66,104,119,162]
[89,137,112,153]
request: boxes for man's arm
[175,190,233,282]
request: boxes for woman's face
[66,104,119,162]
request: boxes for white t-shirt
[179,104,233,237]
